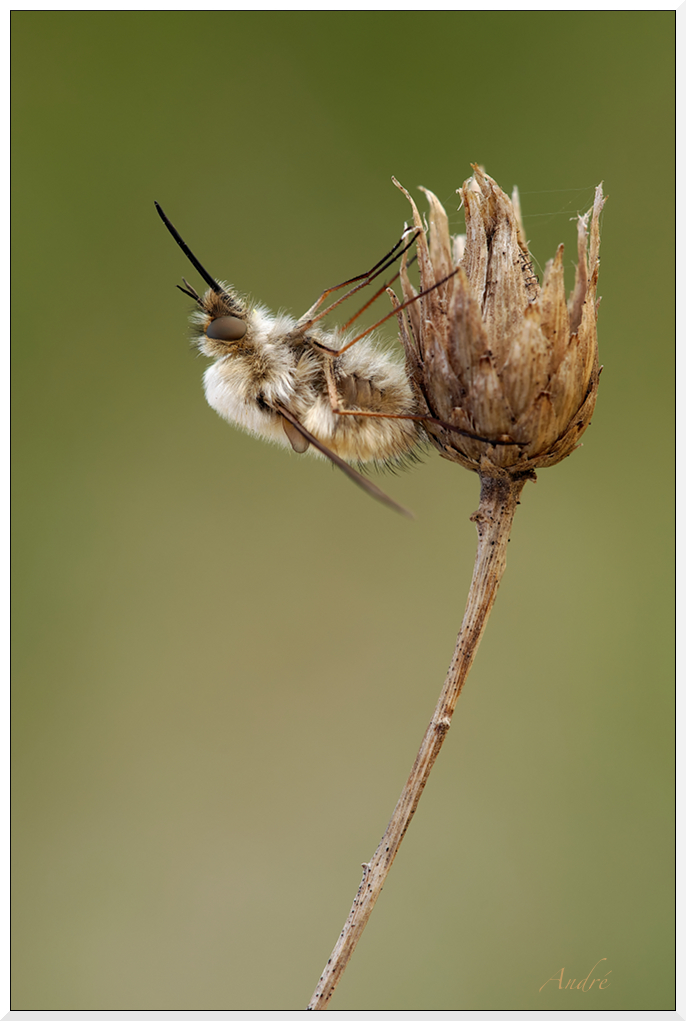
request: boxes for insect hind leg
[331,406,522,447]
[296,228,420,332]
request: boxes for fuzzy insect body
[157,201,428,515]
[197,296,420,466]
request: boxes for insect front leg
[296,229,420,333]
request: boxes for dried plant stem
[307,471,528,1011]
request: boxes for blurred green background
[12,11,674,1011]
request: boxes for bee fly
[156,203,500,516]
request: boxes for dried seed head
[395,167,606,478]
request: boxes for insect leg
[322,356,342,413]
[296,229,420,331]
[330,407,522,447]
[336,257,418,334]
[318,267,459,359]
[307,260,416,356]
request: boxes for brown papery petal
[547,335,587,430]
[399,249,421,352]
[575,295,600,398]
[420,187,454,301]
[537,245,570,375]
[446,267,490,391]
[530,379,599,469]
[588,184,605,292]
[568,210,590,334]
[499,310,552,421]
[511,390,558,457]
[459,183,489,307]
[465,353,514,439]
[482,211,530,368]
[393,178,436,294]
[423,340,460,424]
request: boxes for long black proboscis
[154,202,225,296]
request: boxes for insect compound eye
[206,316,248,341]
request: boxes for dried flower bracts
[395,167,605,477]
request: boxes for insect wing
[275,404,413,519]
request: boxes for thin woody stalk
[307,170,604,1010]
[307,471,526,1011]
